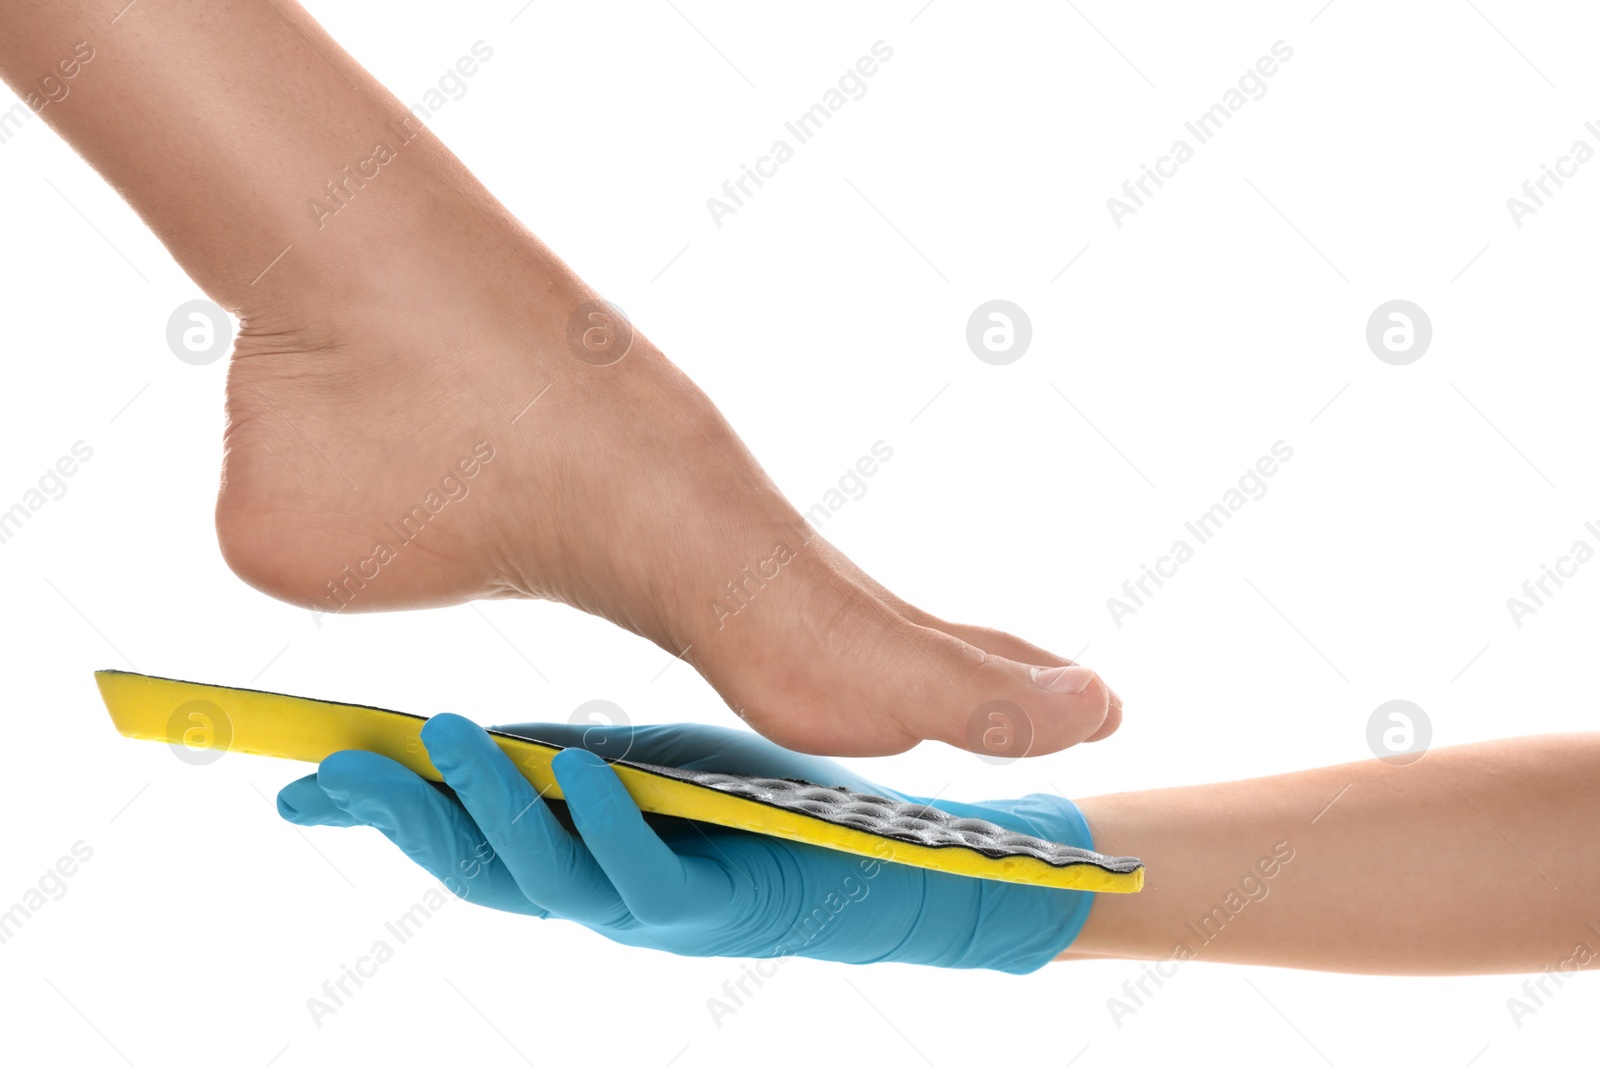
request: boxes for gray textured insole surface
[634,762,1142,873]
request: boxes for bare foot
[212,162,1117,758]
[0,0,1116,755]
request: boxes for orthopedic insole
[94,670,1144,893]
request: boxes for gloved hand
[276,715,1097,974]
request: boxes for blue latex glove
[277,715,1097,974]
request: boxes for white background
[1,1,1596,1063]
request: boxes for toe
[893,614,1122,744]
[804,541,1121,743]
[698,560,1113,758]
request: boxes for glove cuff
[977,792,1097,973]
[887,791,1098,974]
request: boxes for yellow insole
[94,670,1144,893]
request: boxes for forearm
[0,0,568,312]
[1065,734,1600,974]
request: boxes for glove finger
[278,772,364,827]
[420,714,626,926]
[552,748,724,926]
[315,750,546,917]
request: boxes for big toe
[895,613,1122,744]
[702,569,1113,758]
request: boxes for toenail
[1030,664,1098,695]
